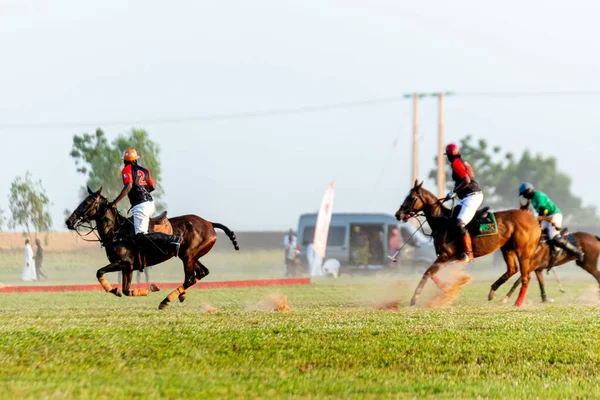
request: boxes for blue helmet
[518,182,534,196]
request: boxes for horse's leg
[96,261,125,297]
[121,269,133,296]
[535,269,548,303]
[410,257,451,306]
[500,276,522,304]
[180,261,211,303]
[159,259,197,310]
[489,250,518,301]
[515,246,536,307]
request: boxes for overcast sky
[1,0,600,231]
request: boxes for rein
[72,199,129,246]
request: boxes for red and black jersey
[121,163,155,206]
[450,158,481,199]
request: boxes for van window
[301,226,346,246]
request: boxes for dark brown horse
[65,187,239,309]
[395,181,541,306]
[499,203,600,303]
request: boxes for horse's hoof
[500,296,509,304]
[488,290,496,301]
[110,288,122,297]
[410,298,417,306]
[158,301,169,310]
[178,293,186,303]
[149,284,160,293]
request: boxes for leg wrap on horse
[166,286,186,302]
[98,276,113,292]
[129,288,149,297]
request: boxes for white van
[296,213,436,275]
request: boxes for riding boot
[552,236,584,262]
[461,232,474,262]
[136,232,182,257]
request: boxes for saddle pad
[472,212,498,237]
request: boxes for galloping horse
[499,203,600,303]
[395,181,541,306]
[65,187,239,309]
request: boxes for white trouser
[131,201,155,234]
[542,213,562,239]
[457,192,484,226]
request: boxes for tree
[70,128,165,211]
[0,207,6,231]
[8,172,53,235]
[428,135,597,223]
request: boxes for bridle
[398,189,450,239]
[71,195,128,244]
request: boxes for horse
[65,187,239,309]
[499,203,600,303]
[395,180,541,307]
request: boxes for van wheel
[413,261,430,275]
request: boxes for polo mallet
[552,268,567,293]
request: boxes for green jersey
[531,191,561,216]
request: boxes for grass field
[2,274,600,399]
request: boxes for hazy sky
[1,0,600,231]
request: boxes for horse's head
[65,186,107,230]
[395,180,428,222]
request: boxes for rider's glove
[444,191,455,202]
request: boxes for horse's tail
[212,223,240,251]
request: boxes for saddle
[149,211,173,235]
[126,211,174,272]
[128,211,174,235]
[451,206,497,236]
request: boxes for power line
[0,96,406,130]
[3,90,600,129]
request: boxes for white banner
[311,182,335,277]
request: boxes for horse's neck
[95,209,121,241]
[422,195,450,232]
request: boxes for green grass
[1,278,600,399]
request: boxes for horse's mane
[95,194,132,236]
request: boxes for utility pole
[437,93,445,197]
[411,93,419,185]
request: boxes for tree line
[1,131,596,236]
[427,135,597,223]
[3,128,164,237]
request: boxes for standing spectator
[21,239,37,281]
[284,230,298,277]
[137,267,152,286]
[283,229,294,260]
[34,238,48,280]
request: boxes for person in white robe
[21,239,37,281]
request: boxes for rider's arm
[112,183,132,205]
[112,165,133,206]
[147,172,156,193]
